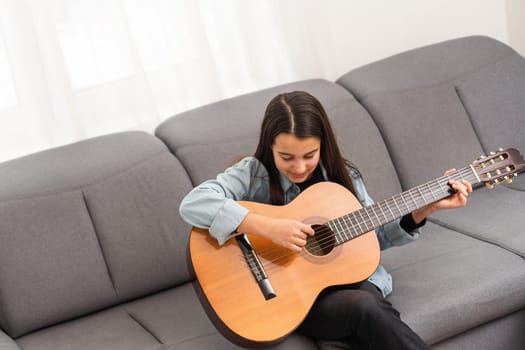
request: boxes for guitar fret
[350,214,360,237]
[416,186,428,205]
[400,193,411,212]
[426,182,438,201]
[408,190,418,209]
[340,217,351,241]
[356,210,366,233]
[377,202,388,224]
[437,177,447,195]
[392,196,403,218]
[366,206,379,229]
[385,198,397,221]
[334,217,346,242]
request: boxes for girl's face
[272,133,321,183]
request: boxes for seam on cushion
[452,84,487,155]
[0,150,173,203]
[81,189,119,298]
[165,331,219,347]
[125,310,164,345]
[428,217,525,259]
[341,92,403,185]
[353,51,517,103]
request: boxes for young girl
[179,91,472,349]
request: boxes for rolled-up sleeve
[179,157,261,245]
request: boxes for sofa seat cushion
[430,186,525,257]
[16,308,162,350]
[124,282,318,350]
[17,283,318,350]
[381,222,525,345]
[432,309,525,350]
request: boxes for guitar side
[189,182,380,346]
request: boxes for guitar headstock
[472,148,525,189]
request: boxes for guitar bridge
[235,234,276,300]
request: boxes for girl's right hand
[237,213,314,252]
[265,218,315,252]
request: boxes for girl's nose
[294,160,306,172]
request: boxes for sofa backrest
[0,132,193,337]
[337,35,524,190]
[156,79,403,202]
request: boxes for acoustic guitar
[189,148,524,346]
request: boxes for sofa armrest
[0,330,20,350]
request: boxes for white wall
[0,0,520,163]
[281,0,509,81]
[506,0,525,56]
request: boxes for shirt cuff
[399,214,426,233]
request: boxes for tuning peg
[505,176,513,184]
[486,182,494,189]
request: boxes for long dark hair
[254,91,358,205]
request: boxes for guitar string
[240,168,478,272]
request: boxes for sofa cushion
[454,53,525,191]
[83,153,193,302]
[353,82,484,189]
[16,308,162,350]
[0,190,117,337]
[432,309,525,350]
[0,330,20,350]
[124,283,318,350]
[17,283,318,350]
[381,222,525,345]
[156,78,402,202]
[336,36,514,101]
[430,186,525,258]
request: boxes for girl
[179,91,472,349]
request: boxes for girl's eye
[304,155,314,159]
[282,157,293,161]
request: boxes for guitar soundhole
[306,224,335,256]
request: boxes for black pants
[298,281,432,350]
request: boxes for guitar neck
[328,166,480,244]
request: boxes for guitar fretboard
[327,166,479,245]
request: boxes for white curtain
[0,0,509,162]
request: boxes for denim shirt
[179,156,421,297]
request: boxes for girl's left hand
[411,169,473,224]
[432,168,473,210]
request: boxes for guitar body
[189,182,380,346]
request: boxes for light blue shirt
[180,156,420,297]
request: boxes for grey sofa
[0,35,524,350]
